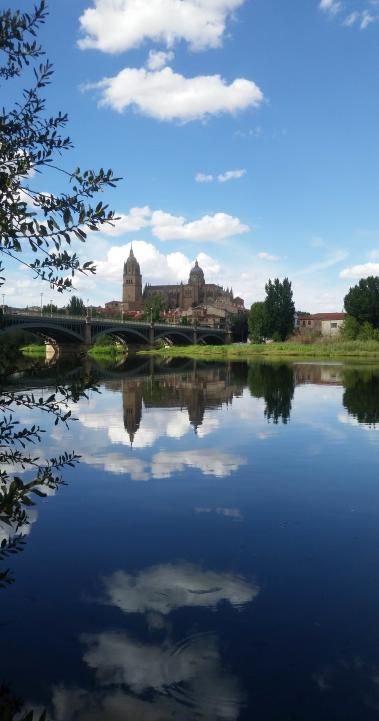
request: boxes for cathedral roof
[124,246,141,274]
[189,259,205,284]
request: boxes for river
[1,356,379,720]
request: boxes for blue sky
[4,0,379,311]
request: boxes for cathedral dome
[124,247,141,275]
[189,259,205,285]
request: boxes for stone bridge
[1,312,232,351]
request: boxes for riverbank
[21,344,46,356]
[139,339,379,360]
[87,345,125,359]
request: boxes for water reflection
[248,362,295,424]
[343,368,379,426]
[100,563,258,615]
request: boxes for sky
[3,0,379,311]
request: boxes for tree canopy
[344,276,379,328]
[248,301,267,343]
[264,278,295,341]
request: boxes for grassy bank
[21,344,46,356]
[87,344,125,358]
[139,339,379,360]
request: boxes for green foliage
[248,362,295,424]
[344,276,379,328]
[358,321,379,341]
[343,368,379,426]
[0,1,120,293]
[143,293,165,322]
[248,302,267,343]
[66,295,85,317]
[264,278,295,341]
[340,315,360,340]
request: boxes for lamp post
[50,298,53,318]
[2,293,5,315]
[40,292,43,316]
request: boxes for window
[331,322,337,328]
[307,320,312,326]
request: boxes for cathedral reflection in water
[116,364,245,445]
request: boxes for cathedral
[122,247,244,313]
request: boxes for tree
[0,3,118,590]
[344,276,379,328]
[230,312,249,342]
[0,1,120,292]
[67,295,86,316]
[340,315,360,340]
[264,278,295,341]
[248,302,267,343]
[143,293,165,323]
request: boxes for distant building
[297,312,346,336]
[121,247,245,314]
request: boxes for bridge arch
[0,321,85,345]
[154,328,195,345]
[92,327,150,345]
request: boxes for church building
[122,248,245,313]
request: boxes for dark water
[2,357,379,720]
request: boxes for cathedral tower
[123,247,143,311]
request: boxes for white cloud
[146,49,174,70]
[195,169,246,183]
[85,66,263,122]
[151,449,246,478]
[151,210,250,242]
[319,0,342,15]
[339,262,379,279]
[79,0,246,53]
[343,10,359,25]
[217,168,246,182]
[101,562,258,616]
[99,206,249,243]
[257,251,280,261]
[195,172,214,183]
[360,9,376,28]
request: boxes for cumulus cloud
[339,262,379,279]
[151,449,246,478]
[101,562,258,615]
[257,251,280,261]
[151,210,250,242]
[195,169,246,183]
[78,0,246,53]
[85,66,263,122]
[99,207,249,243]
[146,49,174,70]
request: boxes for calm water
[2,357,379,720]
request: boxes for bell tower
[123,247,143,311]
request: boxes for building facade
[122,249,244,314]
[297,312,346,337]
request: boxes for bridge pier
[84,321,92,347]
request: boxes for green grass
[139,339,379,361]
[21,344,46,355]
[87,344,126,358]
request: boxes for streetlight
[2,293,5,315]
[50,298,53,318]
[40,292,43,316]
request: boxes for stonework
[122,249,244,313]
